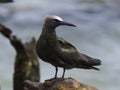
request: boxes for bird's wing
[56,37,82,64]
[57,37,77,52]
[56,37,101,67]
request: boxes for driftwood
[24,78,98,90]
[0,24,40,90]
[0,0,13,3]
[0,24,12,38]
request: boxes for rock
[24,78,98,90]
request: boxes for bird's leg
[45,67,58,81]
[62,68,65,78]
[54,66,58,78]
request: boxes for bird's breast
[36,37,57,60]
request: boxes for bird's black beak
[59,21,76,27]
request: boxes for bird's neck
[41,24,57,39]
[38,24,58,48]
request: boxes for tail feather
[77,53,101,70]
[81,58,101,70]
[77,65,100,70]
[82,54,101,66]
[85,58,101,66]
[91,66,100,71]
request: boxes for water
[0,0,120,90]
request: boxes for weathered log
[11,37,40,90]
[0,24,12,38]
[0,24,40,90]
[24,78,98,90]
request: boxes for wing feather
[56,37,81,64]
[56,37,101,67]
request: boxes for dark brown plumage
[36,15,101,79]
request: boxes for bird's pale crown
[45,15,63,21]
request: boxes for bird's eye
[53,19,59,22]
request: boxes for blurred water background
[0,0,120,90]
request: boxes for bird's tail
[82,54,101,66]
[91,66,100,70]
[85,58,101,66]
[84,58,101,70]
[77,53,101,70]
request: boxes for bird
[36,15,101,80]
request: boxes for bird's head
[44,15,76,29]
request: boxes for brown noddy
[36,15,101,79]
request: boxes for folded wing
[56,37,101,70]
